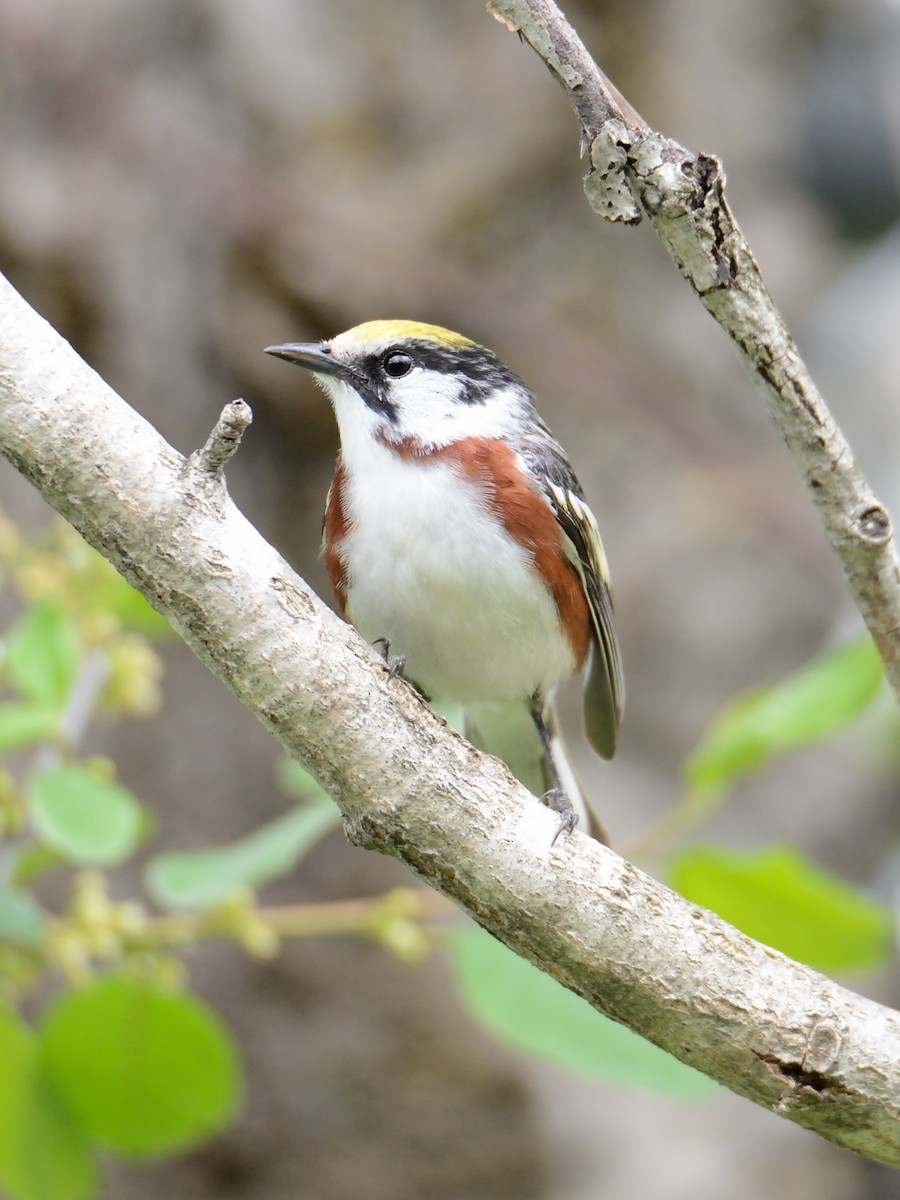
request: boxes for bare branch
[0,272,898,1163]
[489,0,900,702]
[190,399,253,477]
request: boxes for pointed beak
[264,342,352,379]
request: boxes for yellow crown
[339,320,476,350]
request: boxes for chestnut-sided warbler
[266,321,623,842]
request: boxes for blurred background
[1,0,898,1196]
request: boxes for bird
[265,320,623,843]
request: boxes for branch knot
[854,505,892,545]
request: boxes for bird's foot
[387,654,407,681]
[371,637,431,698]
[541,787,579,847]
[372,636,407,681]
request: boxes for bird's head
[265,320,533,452]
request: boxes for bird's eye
[383,351,413,378]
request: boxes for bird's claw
[372,636,391,659]
[541,787,579,846]
[372,638,408,683]
[386,654,407,681]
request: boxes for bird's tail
[464,700,608,843]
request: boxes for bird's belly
[342,457,575,703]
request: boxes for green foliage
[669,844,893,974]
[0,515,247,1197]
[0,704,59,753]
[29,765,143,867]
[41,976,240,1158]
[0,601,79,753]
[638,635,893,858]
[0,1010,97,1200]
[145,796,340,910]
[0,977,239,1200]
[0,888,45,949]
[6,601,80,710]
[0,515,374,1198]
[686,635,884,798]
[453,926,716,1099]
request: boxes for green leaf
[11,844,63,889]
[669,844,893,973]
[145,799,341,910]
[29,764,143,866]
[0,1009,98,1200]
[0,888,45,948]
[0,703,58,751]
[453,927,715,1099]
[5,602,80,710]
[40,976,241,1158]
[686,635,885,795]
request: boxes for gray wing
[520,436,624,759]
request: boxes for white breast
[338,433,576,705]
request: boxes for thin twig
[189,400,253,477]
[141,889,451,946]
[488,0,900,702]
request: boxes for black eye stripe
[406,343,512,384]
[356,342,522,405]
